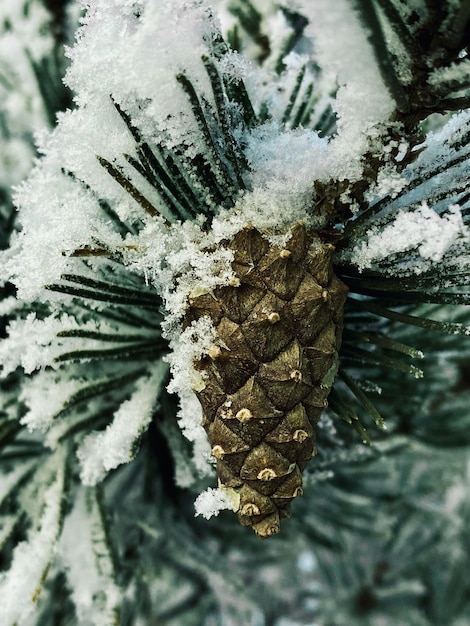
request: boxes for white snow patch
[59,486,122,624]
[165,317,216,476]
[0,448,66,626]
[194,487,238,519]
[78,363,166,485]
[20,370,86,432]
[0,313,76,376]
[166,316,217,397]
[299,0,395,180]
[348,203,468,272]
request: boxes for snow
[428,59,470,91]
[365,163,409,202]
[77,362,167,485]
[407,110,470,185]
[12,161,155,302]
[0,0,58,207]
[0,311,148,377]
[174,390,213,479]
[347,203,468,272]
[20,370,87,432]
[241,121,330,227]
[0,0,54,62]
[298,0,395,180]
[126,219,237,333]
[59,486,122,625]
[194,487,238,519]
[0,296,19,316]
[166,316,217,396]
[0,312,77,376]
[0,462,37,507]
[165,317,217,477]
[0,447,67,626]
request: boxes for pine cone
[185,222,348,537]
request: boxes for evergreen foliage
[0,0,470,624]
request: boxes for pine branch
[2,2,470,623]
[353,0,470,124]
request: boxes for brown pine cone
[185,221,348,537]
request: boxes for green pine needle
[53,343,166,364]
[338,369,386,429]
[351,299,470,336]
